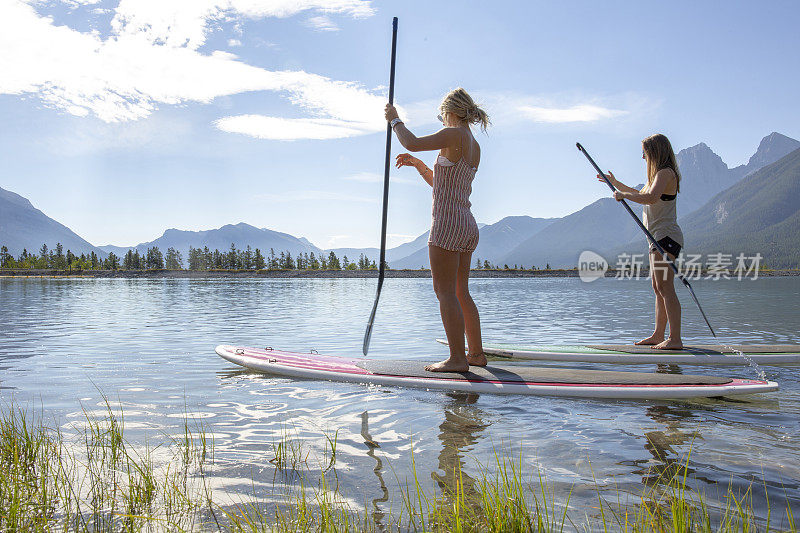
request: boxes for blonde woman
[600,133,684,350]
[384,88,489,372]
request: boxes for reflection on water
[431,393,488,518]
[360,411,389,529]
[1,276,800,521]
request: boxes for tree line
[186,245,377,271]
[0,243,379,271]
[0,243,120,271]
[0,243,548,272]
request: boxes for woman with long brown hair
[384,88,489,371]
[600,133,684,350]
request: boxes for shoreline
[1,268,798,279]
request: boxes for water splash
[724,344,767,381]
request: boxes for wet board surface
[216,345,777,399]
[435,339,800,365]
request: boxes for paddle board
[436,339,800,365]
[215,345,777,399]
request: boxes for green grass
[0,400,796,532]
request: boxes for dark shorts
[650,236,682,258]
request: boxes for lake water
[1,276,799,526]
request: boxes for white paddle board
[436,339,800,365]
[216,345,777,399]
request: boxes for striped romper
[428,154,479,253]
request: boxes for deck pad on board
[356,359,732,385]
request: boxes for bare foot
[635,335,664,346]
[652,339,683,350]
[466,353,487,367]
[425,359,469,372]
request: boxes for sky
[1,0,799,249]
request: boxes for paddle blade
[684,281,716,338]
[363,292,381,355]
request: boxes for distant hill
[502,199,641,268]
[100,223,321,261]
[680,147,800,268]
[0,186,104,257]
[678,132,800,215]
[390,216,555,269]
[676,143,735,215]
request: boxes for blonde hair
[439,88,490,133]
[642,133,681,192]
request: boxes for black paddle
[576,142,716,338]
[363,17,398,356]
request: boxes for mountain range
[0,186,104,257]
[2,132,799,268]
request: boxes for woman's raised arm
[392,124,458,152]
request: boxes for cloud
[110,0,373,50]
[215,115,373,140]
[227,38,241,47]
[518,104,627,123]
[0,0,380,133]
[305,15,339,32]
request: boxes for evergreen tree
[243,245,253,270]
[146,247,164,269]
[132,250,142,269]
[39,244,48,265]
[227,243,238,270]
[284,251,295,270]
[483,260,491,270]
[0,246,11,268]
[320,256,328,269]
[203,247,212,270]
[213,249,223,269]
[269,248,276,269]
[123,250,134,270]
[104,252,120,270]
[254,248,266,270]
[474,257,482,270]
[66,250,76,270]
[54,243,66,269]
[165,247,183,269]
[308,252,319,270]
[188,247,201,270]
[328,251,341,270]
[341,255,350,270]
[90,251,99,269]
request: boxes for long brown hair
[642,133,681,192]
